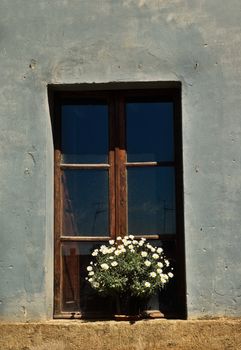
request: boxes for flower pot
[114,294,147,320]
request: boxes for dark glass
[62,169,109,236]
[61,103,108,163]
[126,102,174,162]
[128,167,176,235]
[62,242,114,316]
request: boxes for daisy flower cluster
[86,235,174,298]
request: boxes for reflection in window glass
[62,242,114,315]
[127,102,174,162]
[128,167,176,235]
[62,170,109,236]
[61,103,108,163]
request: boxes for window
[52,87,186,319]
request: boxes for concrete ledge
[1,318,241,350]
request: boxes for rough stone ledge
[0,318,241,350]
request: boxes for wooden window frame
[51,87,186,319]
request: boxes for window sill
[1,318,241,350]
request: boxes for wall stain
[29,59,37,70]
[27,152,36,166]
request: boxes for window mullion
[109,97,116,240]
[115,94,127,237]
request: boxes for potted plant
[86,235,174,320]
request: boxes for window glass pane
[128,167,176,235]
[61,103,108,163]
[62,242,114,316]
[62,169,109,236]
[126,102,174,162]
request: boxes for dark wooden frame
[51,87,186,319]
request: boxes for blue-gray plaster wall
[0,0,241,321]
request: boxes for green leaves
[86,236,174,299]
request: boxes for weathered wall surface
[0,0,241,321]
[1,319,241,350]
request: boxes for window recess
[52,88,186,319]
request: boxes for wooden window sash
[60,234,177,242]
[115,94,127,237]
[60,164,110,169]
[53,89,186,318]
[125,161,175,167]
